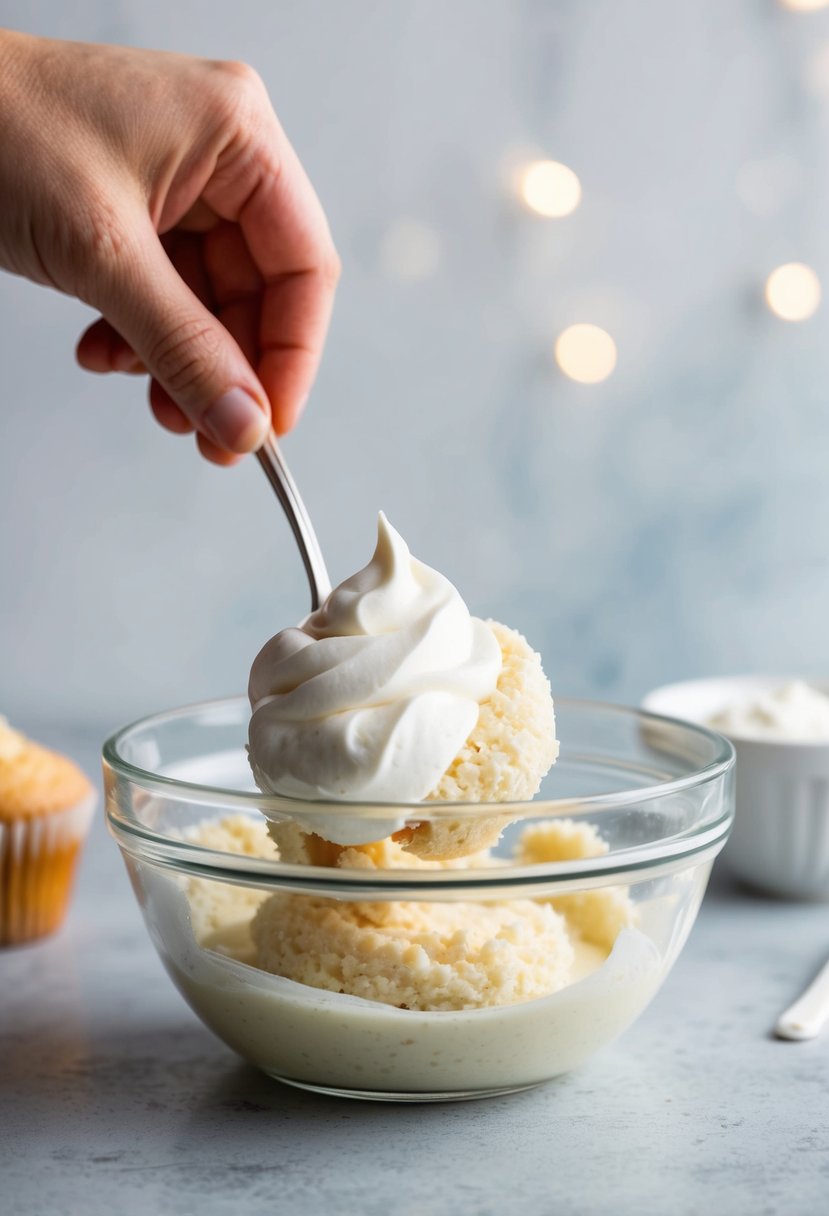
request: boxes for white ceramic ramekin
[643,677,829,900]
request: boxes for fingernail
[202,389,269,453]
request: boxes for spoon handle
[775,955,829,1041]
[256,432,332,612]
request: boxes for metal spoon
[256,431,331,611]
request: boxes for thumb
[94,229,270,454]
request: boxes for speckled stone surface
[1,728,827,1215]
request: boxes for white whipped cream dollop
[708,681,829,742]
[248,514,502,807]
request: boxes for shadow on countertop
[0,1014,543,1134]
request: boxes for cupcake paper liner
[0,793,96,946]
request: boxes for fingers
[76,69,339,449]
[79,327,224,457]
[77,316,145,373]
[149,380,242,464]
[258,271,333,434]
[195,431,245,466]
[202,104,339,433]
[148,380,239,465]
[77,231,212,377]
[90,218,270,454]
[163,229,216,311]
[175,198,220,233]
[203,222,261,306]
[78,226,261,460]
[148,379,194,434]
[242,161,339,433]
[203,223,261,366]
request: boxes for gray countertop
[1,727,827,1216]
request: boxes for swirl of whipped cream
[248,514,502,810]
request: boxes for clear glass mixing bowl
[104,696,734,1103]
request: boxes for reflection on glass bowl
[104,697,733,1102]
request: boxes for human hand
[0,32,339,464]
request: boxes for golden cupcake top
[0,716,92,819]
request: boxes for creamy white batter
[140,817,670,1096]
[166,925,659,1095]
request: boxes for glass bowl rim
[104,695,734,893]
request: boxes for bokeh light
[519,160,582,218]
[764,263,821,321]
[554,324,617,383]
[780,0,829,11]
[380,219,441,281]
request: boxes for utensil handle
[256,432,331,612]
[775,955,829,1041]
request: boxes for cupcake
[0,716,95,946]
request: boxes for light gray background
[3,0,829,733]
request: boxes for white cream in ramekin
[644,677,829,900]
